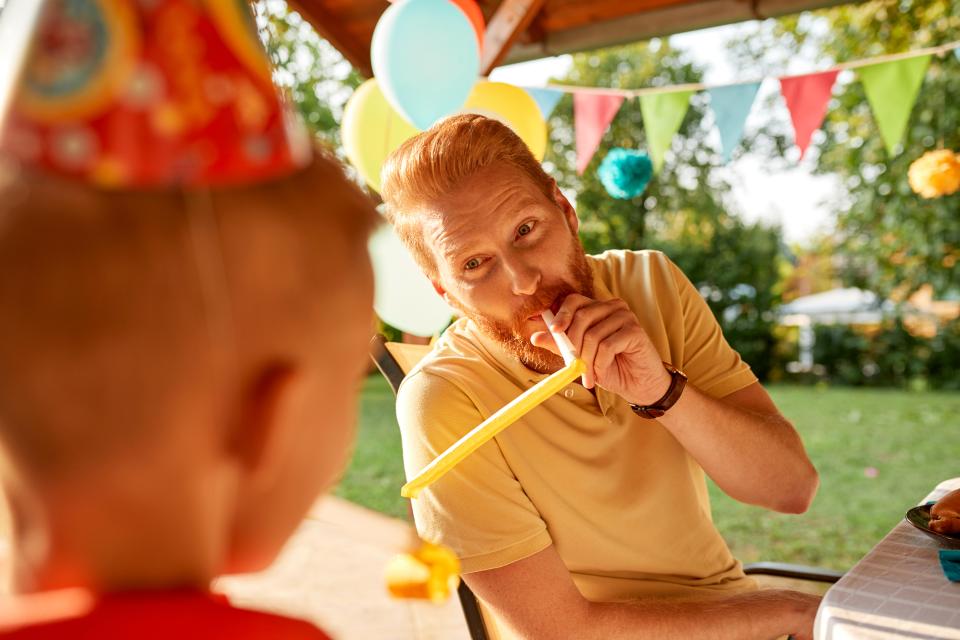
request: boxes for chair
[369,335,491,640]
[368,335,842,640]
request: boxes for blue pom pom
[597,148,653,199]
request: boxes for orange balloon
[450,0,484,52]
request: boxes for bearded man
[381,114,821,640]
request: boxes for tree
[546,42,787,378]
[725,0,960,299]
[254,0,363,151]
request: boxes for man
[381,114,821,639]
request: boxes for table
[815,477,960,639]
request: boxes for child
[0,1,379,637]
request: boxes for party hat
[0,0,310,188]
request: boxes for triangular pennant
[859,55,931,156]
[708,82,761,163]
[779,70,840,160]
[574,92,624,174]
[639,90,694,173]
[525,87,564,119]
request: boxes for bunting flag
[525,87,564,119]
[779,70,840,160]
[708,82,761,163]
[639,90,693,173]
[574,92,624,174]
[525,41,958,172]
[858,55,931,156]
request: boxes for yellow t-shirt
[397,249,758,606]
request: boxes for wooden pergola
[287,0,851,77]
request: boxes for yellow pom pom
[908,149,960,199]
[385,540,461,603]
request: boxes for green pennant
[639,90,694,173]
[859,55,931,156]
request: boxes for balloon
[371,0,480,130]
[369,220,455,337]
[342,79,420,193]
[450,0,484,53]
[459,81,548,161]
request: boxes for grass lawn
[336,376,960,571]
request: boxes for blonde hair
[0,150,377,480]
[380,114,555,278]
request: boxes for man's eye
[517,222,533,237]
[465,257,482,270]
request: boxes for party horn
[401,311,584,498]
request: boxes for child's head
[0,150,378,591]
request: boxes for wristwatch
[629,363,687,419]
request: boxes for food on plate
[929,488,960,535]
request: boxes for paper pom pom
[908,149,960,199]
[597,148,653,199]
[385,541,461,603]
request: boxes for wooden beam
[480,0,547,75]
[502,0,859,64]
[287,0,375,77]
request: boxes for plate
[905,505,960,549]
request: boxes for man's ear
[551,180,579,235]
[226,363,303,486]
[431,279,446,298]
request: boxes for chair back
[368,334,491,640]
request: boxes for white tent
[778,288,897,327]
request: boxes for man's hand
[531,294,669,405]
[532,293,819,514]
[775,589,821,640]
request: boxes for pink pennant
[779,70,840,160]
[574,92,625,174]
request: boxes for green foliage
[710,384,960,570]
[811,319,960,389]
[255,0,363,150]
[726,0,960,299]
[335,375,408,519]
[546,42,785,378]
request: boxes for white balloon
[369,220,454,336]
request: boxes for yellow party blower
[401,311,584,499]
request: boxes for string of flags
[521,40,960,176]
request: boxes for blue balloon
[371,0,480,130]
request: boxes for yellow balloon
[342,78,420,192]
[460,81,547,161]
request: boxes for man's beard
[450,242,594,374]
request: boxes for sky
[490,23,843,245]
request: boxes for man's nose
[504,257,541,297]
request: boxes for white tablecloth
[814,477,960,639]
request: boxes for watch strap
[630,363,687,419]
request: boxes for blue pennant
[708,82,761,163]
[525,87,564,119]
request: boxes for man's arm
[534,294,818,514]
[464,544,820,640]
[660,380,818,513]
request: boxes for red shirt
[0,590,331,639]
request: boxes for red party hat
[0,0,310,188]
